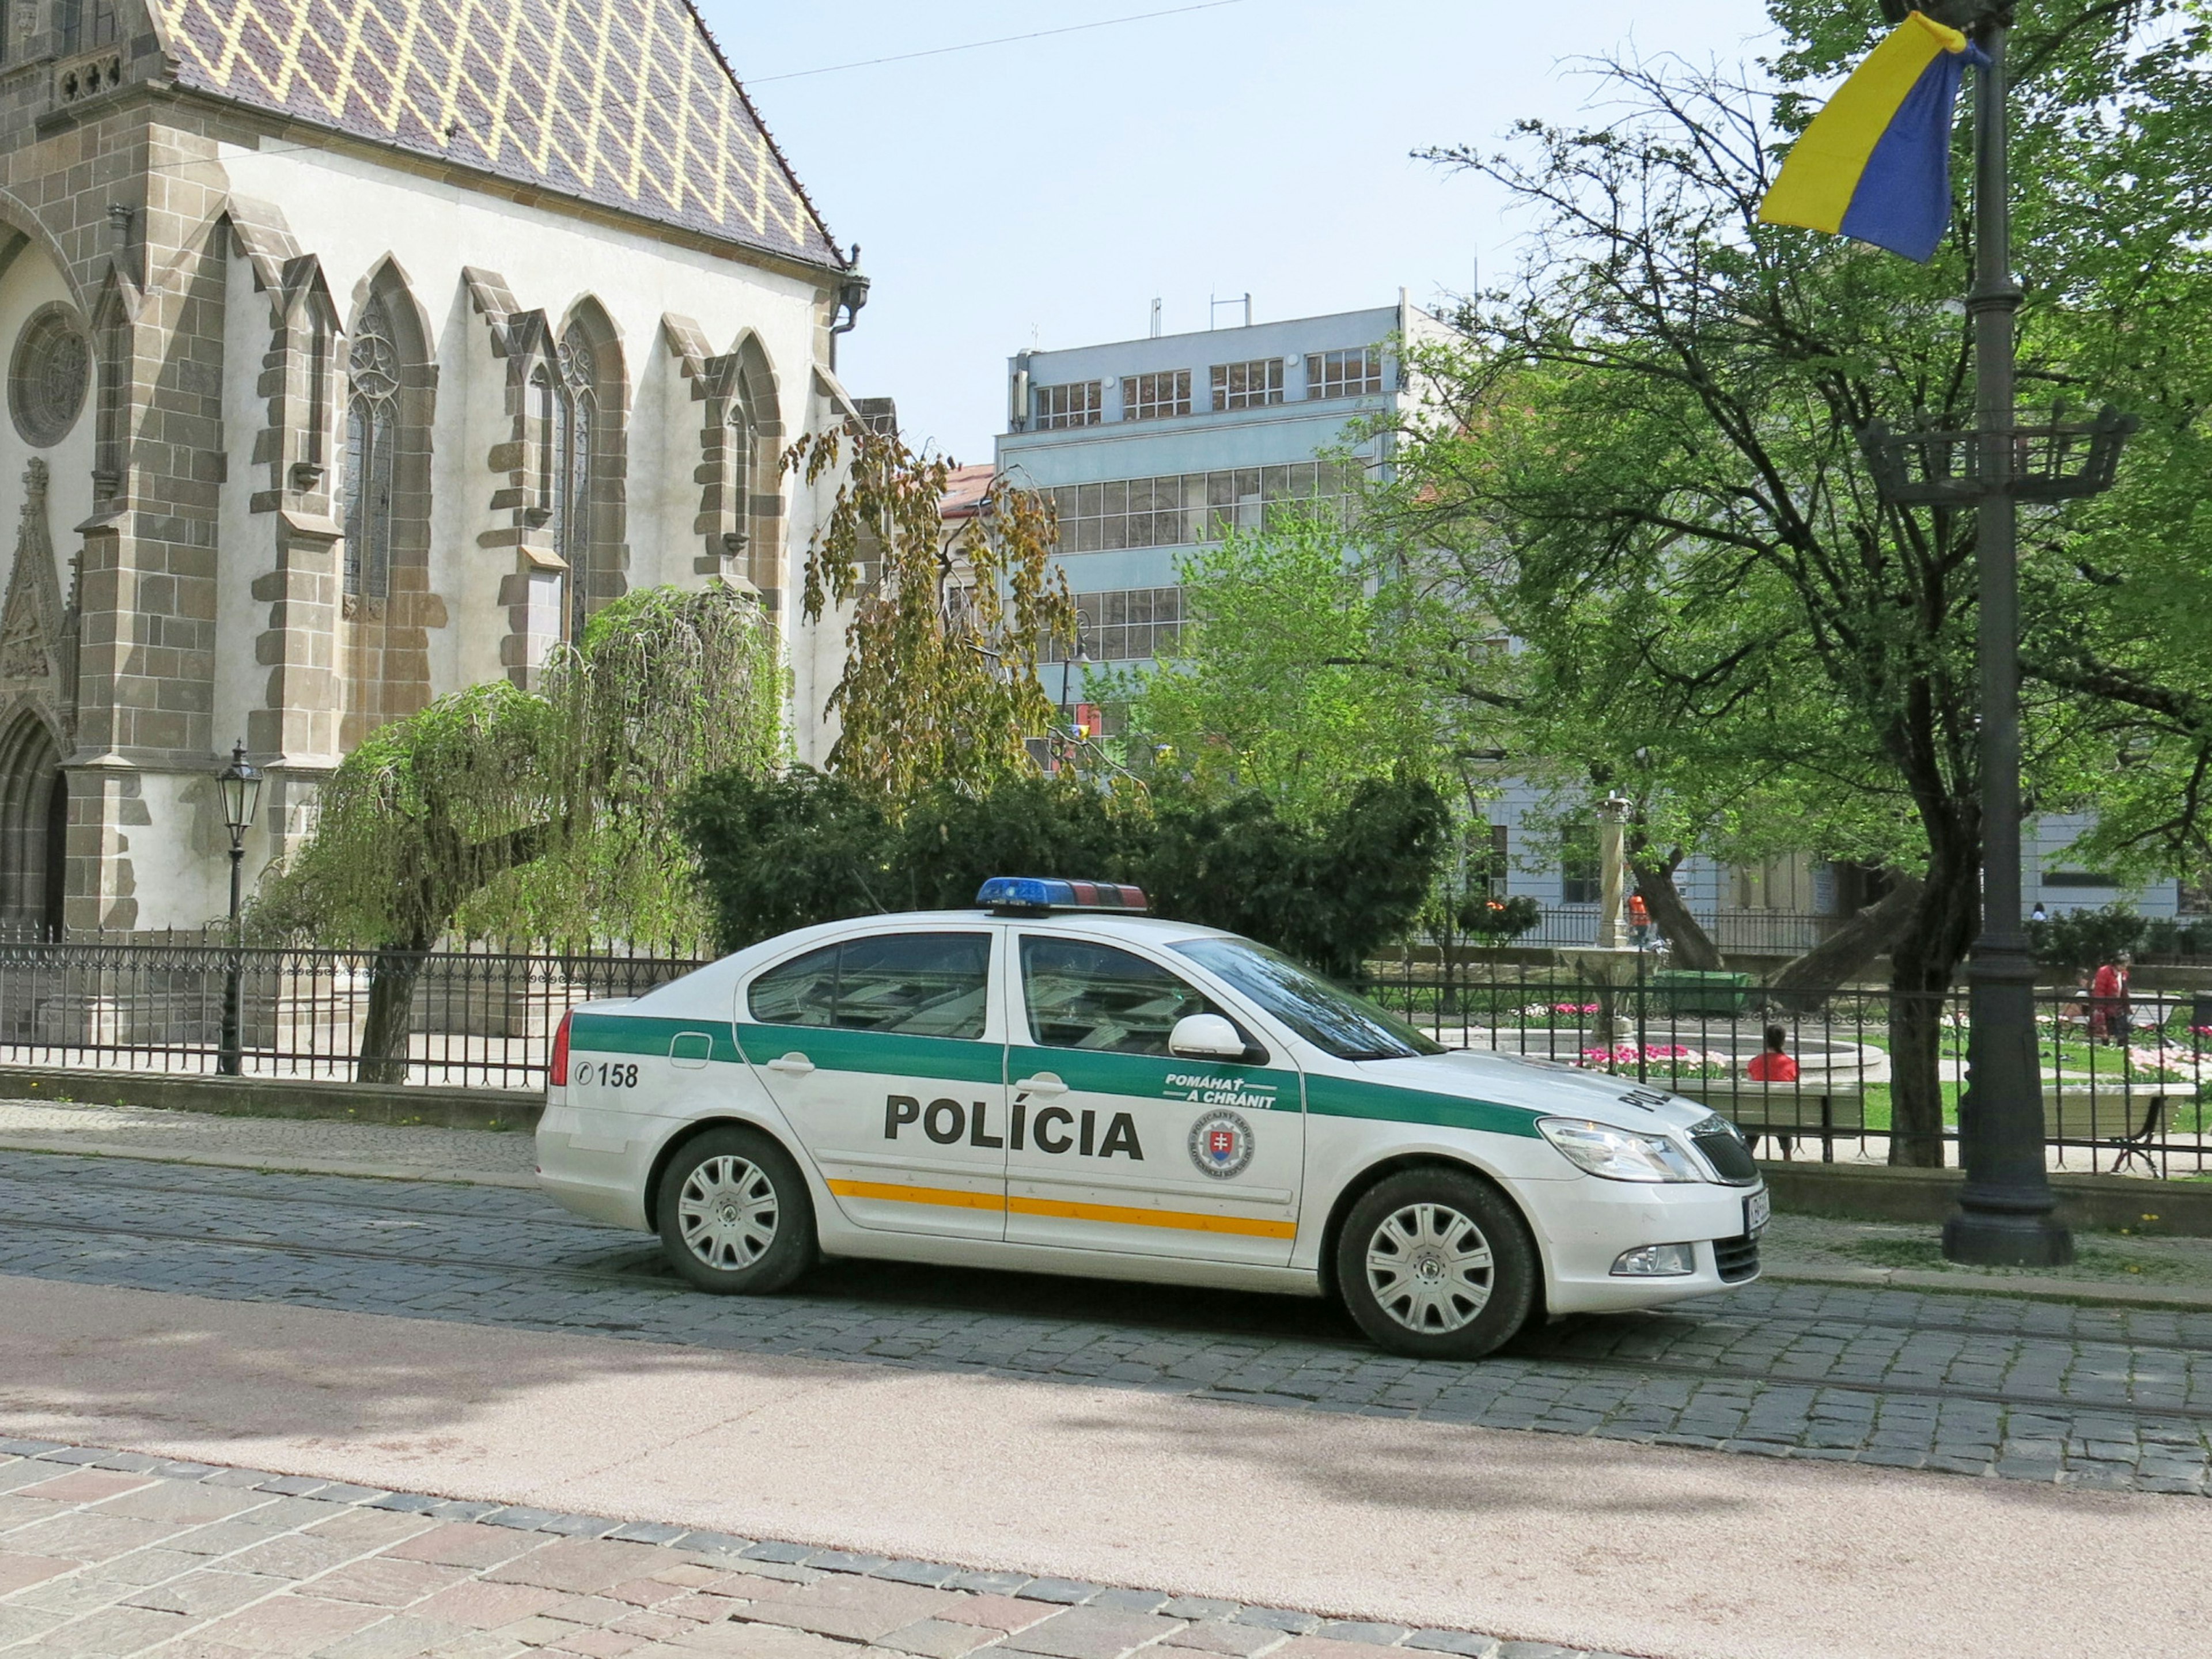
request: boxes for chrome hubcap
[1365,1202,1494,1334]
[677,1155,778,1271]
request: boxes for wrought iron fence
[1474,910,1842,955]
[1361,951,2211,1180]
[0,937,709,1090]
[3,933,2206,1181]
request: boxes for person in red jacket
[2089,953,2133,1043]
[1747,1024,1798,1082]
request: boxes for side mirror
[1169,1013,1248,1061]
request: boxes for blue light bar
[976,876,1150,914]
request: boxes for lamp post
[1057,628,1090,771]
[216,741,262,1078]
[1861,1,2130,1265]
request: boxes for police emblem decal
[1187,1109,1255,1180]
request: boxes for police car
[536,878,1767,1359]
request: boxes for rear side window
[1020,937,1222,1056]
[748,933,992,1040]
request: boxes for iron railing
[1361,950,2211,1180]
[2,935,2206,1180]
[0,937,709,1090]
[1448,909,1843,955]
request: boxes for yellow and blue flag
[1759,12,1987,263]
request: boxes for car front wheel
[656,1126,816,1295]
[1335,1167,1537,1359]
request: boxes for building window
[1560,820,1600,906]
[553,328,597,639]
[1033,380,1101,430]
[1472,823,1511,896]
[59,0,119,55]
[1048,461,1355,554]
[1306,346,1385,400]
[728,378,758,555]
[1120,370,1190,422]
[343,294,400,598]
[1043,587,1184,664]
[8,307,90,448]
[1211,358,1283,411]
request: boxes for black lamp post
[216,741,262,1078]
[1058,630,1091,770]
[1861,1,2131,1265]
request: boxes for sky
[701,1,1779,462]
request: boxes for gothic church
[0,0,865,935]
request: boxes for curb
[0,1134,539,1188]
[1760,1259,2212,1313]
[0,1065,537,1132]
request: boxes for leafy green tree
[1113,509,1474,821]
[790,421,1074,803]
[1386,0,2210,1162]
[255,584,783,1078]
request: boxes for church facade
[0,0,865,937]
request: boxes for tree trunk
[1885,850,1979,1168]
[358,935,430,1085]
[1631,853,1724,969]
[1766,873,1924,1014]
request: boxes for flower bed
[1574,1042,1737,1080]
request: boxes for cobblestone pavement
[0,1439,1602,1659]
[1,1152,2207,1498]
[0,1100,535,1183]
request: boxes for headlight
[1538,1117,1703,1183]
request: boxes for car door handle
[1014,1074,1067,1098]
[766,1053,816,1077]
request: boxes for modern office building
[987,299,2179,945]
[995,297,1444,686]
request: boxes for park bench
[1671,1082,1868,1163]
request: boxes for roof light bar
[976,876,1150,915]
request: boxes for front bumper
[1518,1172,1764,1314]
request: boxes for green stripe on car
[569,1013,744,1064]
[1305,1075,1545,1139]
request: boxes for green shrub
[679,768,1448,979]
[2026,904,2147,974]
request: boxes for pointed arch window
[538,325,598,640]
[726,377,757,556]
[343,294,400,597]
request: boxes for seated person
[1747,1024,1798,1083]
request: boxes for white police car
[537,878,1767,1359]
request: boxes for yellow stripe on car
[825,1178,1296,1239]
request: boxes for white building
[0,0,868,937]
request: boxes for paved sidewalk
[5,1275,2209,1659]
[0,1439,1579,1659]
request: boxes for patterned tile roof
[146,0,845,269]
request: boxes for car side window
[1020,937,1220,1056]
[747,942,839,1028]
[749,933,993,1041]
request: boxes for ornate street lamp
[1860,1,2130,1266]
[216,741,262,1078]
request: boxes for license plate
[1744,1189,1771,1237]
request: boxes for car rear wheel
[1335,1166,1537,1359]
[656,1126,816,1295]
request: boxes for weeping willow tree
[791,419,1074,802]
[253,582,784,1080]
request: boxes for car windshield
[1170,938,1444,1061]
